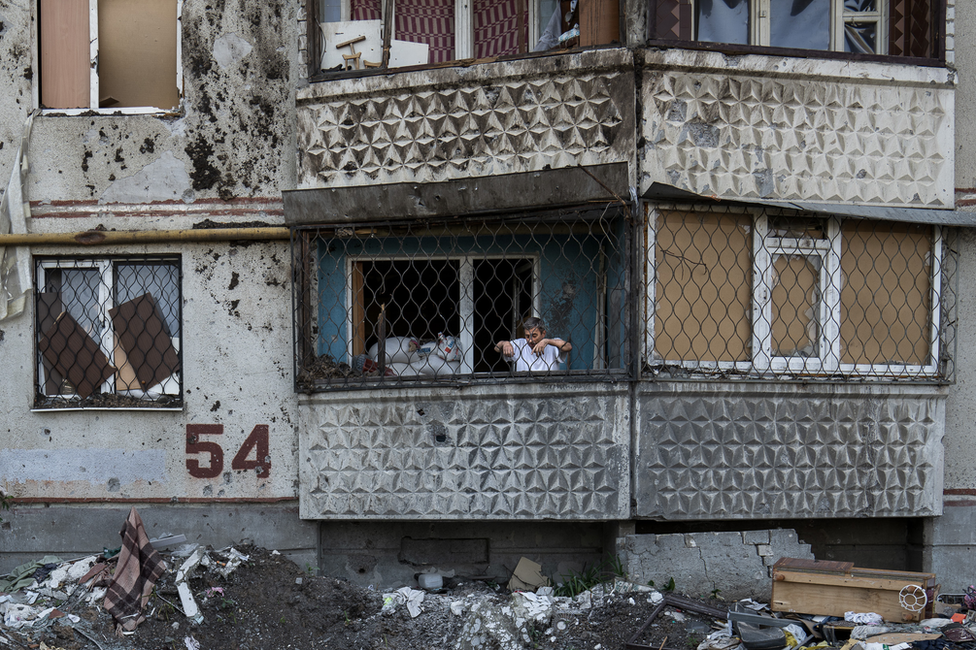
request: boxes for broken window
[38,0,181,110]
[649,206,954,380]
[292,208,631,390]
[34,256,182,408]
[648,0,943,60]
[311,0,619,74]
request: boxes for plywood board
[579,0,619,46]
[109,293,180,390]
[98,0,179,109]
[37,293,65,394]
[38,312,115,399]
[40,0,90,109]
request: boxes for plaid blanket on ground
[103,507,167,634]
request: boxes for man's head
[522,317,546,345]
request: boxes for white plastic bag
[434,333,459,362]
[368,336,419,364]
[412,356,460,376]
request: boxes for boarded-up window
[840,221,932,365]
[648,208,947,380]
[39,0,180,110]
[654,210,752,362]
[771,255,822,358]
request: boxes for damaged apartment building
[3,0,976,595]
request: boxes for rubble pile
[0,523,974,650]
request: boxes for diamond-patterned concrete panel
[642,64,952,206]
[299,386,629,519]
[297,66,631,188]
[636,385,944,519]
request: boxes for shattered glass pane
[844,22,877,53]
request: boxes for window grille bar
[33,255,183,409]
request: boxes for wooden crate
[771,558,939,623]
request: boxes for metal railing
[291,205,635,391]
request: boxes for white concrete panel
[641,49,955,208]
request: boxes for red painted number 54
[186,424,270,479]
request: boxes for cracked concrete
[619,529,813,600]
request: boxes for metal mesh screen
[292,206,633,390]
[34,256,183,408]
[647,205,956,381]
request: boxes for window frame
[307,0,594,79]
[646,207,946,380]
[342,252,542,374]
[35,0,183,114]
[34,255,184,410]
[729,0,888,54]
[645,0,946,65]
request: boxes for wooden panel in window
[579,0,618,46]
[38,312,115,399]
[37,292,65,394]
[654,211,752,362]
[840,222,932,366]
[109,293,180,390]
[771,255,820,358]
[40,0,90,109]
[98,0,179,109]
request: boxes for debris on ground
[1,530,975,650]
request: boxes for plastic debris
[174,547,208,624]
[382,587,425,618]
[845,612,884,625]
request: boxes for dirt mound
[2,545,727,650]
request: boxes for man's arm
[532,338,571,355]
[494,340,514,357]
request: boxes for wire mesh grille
[648,205,956,381]
[34,256,183,408]
[292,206,633,390]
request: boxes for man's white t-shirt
[505,338,566,372]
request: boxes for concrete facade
[1,0,974,598]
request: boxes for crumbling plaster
[621,530,814,601]
[18,0,298,207]
[0,240,299,503]
[0,0,34,188]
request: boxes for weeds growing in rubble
[649,577,677,592]
[554,555,628,598]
